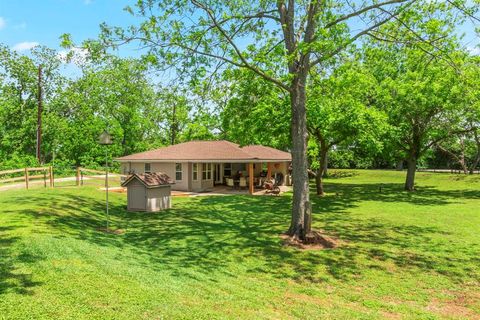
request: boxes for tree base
[281,230,340,250]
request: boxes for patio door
[214,164,222,185]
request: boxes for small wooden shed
[121,172,174,212]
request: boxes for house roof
[116,140,291,162]
[121,172,174,188]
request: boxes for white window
[202,163,212,180]
[175,163,182,181]
[144,163,151,173]
[193,163,198,180]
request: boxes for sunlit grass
[0,170,479,319]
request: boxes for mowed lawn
[0,170,479,319]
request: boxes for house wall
[201,179,214,190]
[120,160,291,191]
[120,161,189,191]
[146,186,171,211]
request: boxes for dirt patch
[426,290,480,319]
[96,227,125,235]
[280,230,341,250]
[427,299,478,319]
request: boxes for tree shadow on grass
[0,226,43,295]
[312,181,480,208]
[1,183,479,285]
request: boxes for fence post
[44,170,47,188]
[49,166,53,188]
[76,167,80,186]
[25,168,29,189]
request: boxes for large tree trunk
[315,144,328,196]
[404,156,417,191]
[287,76,311,241]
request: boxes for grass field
[0,170,479,319]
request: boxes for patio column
[248,162,254,195]
[267,162,272,179]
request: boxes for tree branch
[310,0,414,67]
[190,0,289,91]
[324,0,412,28]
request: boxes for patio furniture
[239,177,247,190]
[255,177,264,188]
[226,178,235,189]
[263,178,281,195]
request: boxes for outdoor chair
[239,177,247,190]
[226,178,235,189]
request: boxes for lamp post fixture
[99,130,113,230]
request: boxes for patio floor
[171,185,292,197]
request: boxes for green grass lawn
[0,170,479,319]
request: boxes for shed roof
[116,140,291,162]
[121,172,174,188]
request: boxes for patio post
[248,163,254,195]
[267,162,272,179]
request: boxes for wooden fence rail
[0,166,53,189]
[0,168,25,175]
[0,166,127,190]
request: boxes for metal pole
[106,147,109,230]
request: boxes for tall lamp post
[99,130,113,230]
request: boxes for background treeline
[0,38,479,181]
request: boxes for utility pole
[36,65,43,164]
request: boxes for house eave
[115,159,291,163]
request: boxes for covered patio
[213,161,290,195]
[171,184,292,197]
[116,140,292,195]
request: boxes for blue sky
[0,0,135,52]
[0,1,478,61]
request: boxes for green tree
[308,62,387,195]
[55,57,160,167]
[434,55,480,173]
[221,68,291,150]
[156,87,191,145]
[0,45,63,166]
[366,41,467,190]
[66,0,476,241]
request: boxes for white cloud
[57,47,89,65]
[12,41,39,51]
[0,17,6,30]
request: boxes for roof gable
[116,140,291,162]
[121,172,174,188]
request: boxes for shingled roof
[121,172,174,188]
[116,140,291,162]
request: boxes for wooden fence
[76,167,127,187]
[0,166,53,189]
[0,166,129,190]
